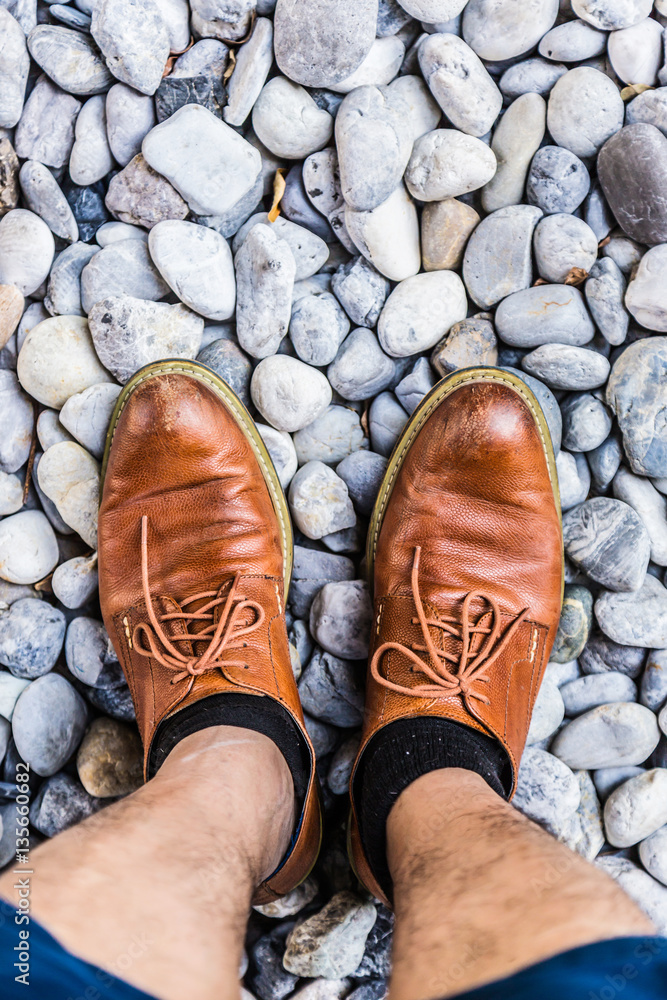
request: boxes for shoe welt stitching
[106,364,290,575]
[371,371,556,562]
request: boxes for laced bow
[132,516,265,686]
[370,546,529,706]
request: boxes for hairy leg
[0,726,295,1000]
[388,768,653,1000]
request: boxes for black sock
[353,717,513,902]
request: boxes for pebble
[198,337,252,407]
[556,450,590,512]
[378,271,467,358]
[580,633,646,679]
[604,769,667,848]
[563,497,650,592]
[37,440,99,547]
[91,0,169,96]
[526,677,565,744]
[0,9,30,129]
[0,510,59,585]
[596,855,667,935]
[298,648,364,726]
[394,357,435,414]
[387,74,441,142]
[253,423,296,491]
[572,0,653,31]
[15,75,81,168]
[63,176,109,242]
[105,153,189,231]
[309,580,372,660]
[87,296,203,384]
[547,67,624,160]
[513,747,580,832]
[142,105,262,219]
[0,472,24,516]
[45,242,98,317]
[499,57,567,101]
[462,0,558,61]
[17,314,113,409]
[533,214,598,285]
[561,672,637,716]
[0,370,32,474]
[253,876,319,919]
[288,461,356,540]
[51,551,99,609]
[27,24,113,96]
[522,345,610,391]
[625,245,667,333]
[559,769,605,862]
[293,406,367,467]
[595,574,667,649]
[462,205,542,309]
[552,702,660,769]
[606,337,667,478]
[223,17,274,128]
[280,164,335,242]
[273,0,378,89]
[249,925,299,1000]
[0,208,54,296]
[12,672,87,776]
[526,145,590,216]
[560,392,612,453]
[613,467,667,567]
[418,33,502,138]
[105,83,156,168]
[235,225,295,358]
[327,734,360,796]
[59,382,121,459]
[421,198,480,272]
[641,650,667,714]
[327,328,396,401]
[331,257,390,329]
[626,88,667,137]
[584,258,629,346]
[328,37,405,95]
[252,77,333,161]
[431,315,497,376]
[345,182,420,282]
[598,124,667,247]
[584,183,615,242]
[551,584,593,663]
[0,598,65,679]
[608,18,663,87]
[593,765,644,801]
[81,238,169,314]
[234,215,329,283]
[0,673,30,721]
[336,86,412,212]
[77,716,142,797]
[0,138,20,217]
[96,222,148,248]
[482,94,546,214]
[155,72,226,125]
[149,220,235,322]
[19,160,78,243]
[290,292,350,367]
[495,285,594,348]
[538,19,608,61]
[251,356,331,433]
[29,772,100,838]
[283,892,377,980]
[336,452,387,517]
[639,825,667,887]
[290,546,355,618]
[406,128,496,203]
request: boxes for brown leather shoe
[349,368,563,904]
[98,360,321,904]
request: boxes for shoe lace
[370,546,529,706]
[132,516,265,685]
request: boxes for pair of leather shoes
[99,361,563,905]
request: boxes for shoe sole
[99,359,294,591]
[366,366,563,598]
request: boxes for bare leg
[387,769,653,1000]
[0,726,295,1000]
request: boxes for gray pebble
[513,746,580,831]
[587,432,622,492]
[598,124,667,248]
[369,391,408,457]
[626,88,667,137]
[552,702,660,769]
[547,67,624,159]
[59,382,121,459]
[499,57,567,101]
[88,296,203,384]
[327,734,360,796]
[595,574,667,648]
[584,183,615,242]
[289,545,354,619]
[288,461,356,540]
[522,344,609,391]
[45,241,98,316]
[394,357,435,414]
[105,153,189,231]
[593,765,645,801]
[0,370,33,474]
[12,672,87,776]
[533,213,597,285]
[235,225,296,359]
[331,257,390,329]
[378,270,467,358]
[149,220,236,322]
[0,597,65,678]
[639,825,667,887]
[640,650,667,713]
[0,9,30,129]
[105,83,156,168]
[310,579,372,660]
[30,771,101,837]
[290,292,350,367]
[223,17,274,128]
[561,392,612,453]
[563,497,650,592]
[51,551,99,610]
[0,672,30,722]
[602,232,645,275]
[561,672,637,716]
[405,128,497,202]
[596,855,667,935]
[299,646,364,726]
[526,145,590,215]
[482,93,546,214]
[81,238,168,314]
[495,284,594,348]
[526,678,565,743]
[606,337,667,478]
[557,450,590,512]
[608,17,663,88]
[234,214,329,283]
[580,632,645,679]
[15,75,80,168]
[293,405,367,466]
[251,356,332,432]
[91,0,169,96]
[328,328,396,401]
[584,258,629,346]
[197,337,252,408]
[418,32,502,137]
[613,466,667,567]
[280,164,335,243]
[27,24,113,96]
[283,892,377,980]
[19,160,77,243]
[336,451,387,517]
[463,205,542,309]
[431,315,498,376]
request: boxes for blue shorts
[1,898,666,999]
